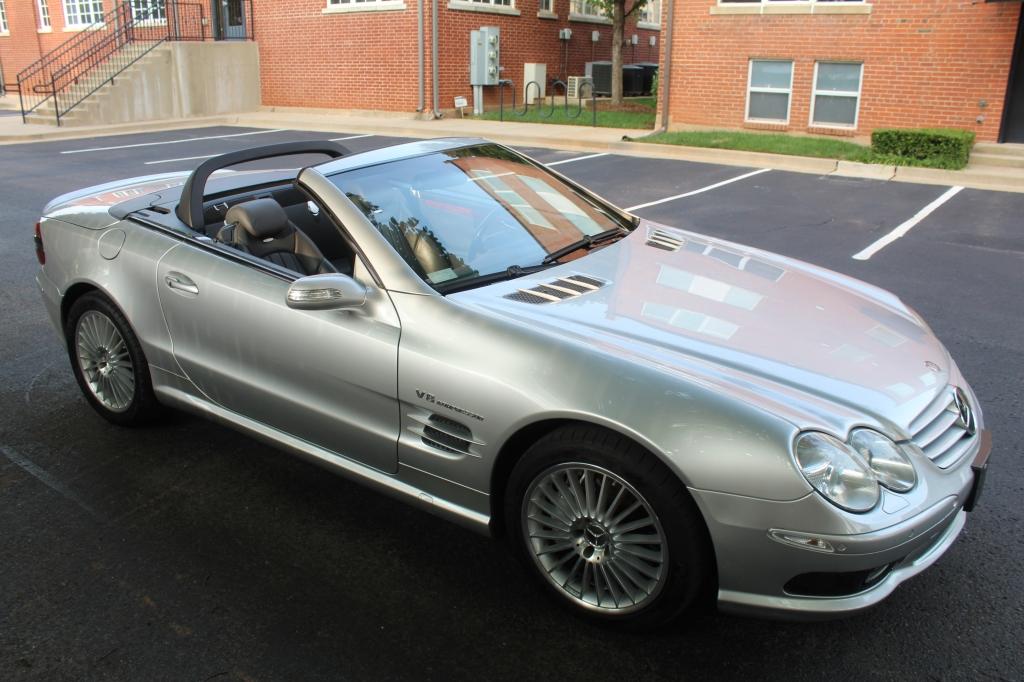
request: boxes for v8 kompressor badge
[416,390,485,422]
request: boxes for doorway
[211,0,248,40]
[1001,5,1024,143]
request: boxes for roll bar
[175,141,351,230]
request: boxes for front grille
[907,388,976,469]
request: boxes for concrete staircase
[963,142,1024,192]
[24,45,171,126]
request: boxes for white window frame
[745,59,793,125]
[570,0,605,17]
[539,0,552,12]
[62,0,105,27]
[38,0,53,30]
[324,0,408,13]
[130,0,166,23]
[720,0,865,4]
[638,0,661,28]
[0,0,8,34]
[446,0,518,16]
[809,61,863,129]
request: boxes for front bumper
[695,430,991,620]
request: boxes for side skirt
[151,370,492,535]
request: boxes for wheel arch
[488,416,706,539]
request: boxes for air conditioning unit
[567,76,588,99]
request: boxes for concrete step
[972,142,1024,158]
[969,152,1024,169]
[955,166,1024,192]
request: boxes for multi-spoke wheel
[524,463,667,613]
[65,292,160,426]
[76,310,135,413]
[506,426,715,629]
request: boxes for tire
[64,292,161,426]
[505,425,715,630]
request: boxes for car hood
[453,222,951,434]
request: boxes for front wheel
[505,426,715,630]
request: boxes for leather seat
[219,198,336,276]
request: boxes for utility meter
[470,27,501,86]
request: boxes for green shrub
[870,128,975,170]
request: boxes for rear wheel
[505,425,715,630]
[65,292,160,426]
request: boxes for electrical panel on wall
[470,27,501,86]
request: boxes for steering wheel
[466,206,519,262]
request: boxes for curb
[0,115,238,145]
[2,111,1022,194]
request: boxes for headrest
[225,198,291,240]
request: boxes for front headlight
[849,428,917,493]
[795,432,880,512]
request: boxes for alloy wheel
[522,462,668,614]
[75,310,135,413]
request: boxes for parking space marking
[329,134,375,142]
[852,185,964,261]
[546,152,610,167]
[60,129,289,155]
[144,154,218,166]
[0,445,103,521]
[625,168,772,211]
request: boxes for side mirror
[286,273,367,311]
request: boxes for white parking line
[60,128,288,155]
[144,154,218,166]
[852,186,964,261]
[329,134,375,142]
[0,445,103,521]
[546,152,610,167]
[625,168,772,212]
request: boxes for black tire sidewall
[505,426,715,630]
[65,292,158,426]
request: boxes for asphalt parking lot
[1,126,1021,681]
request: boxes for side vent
[408,412,483,457]
[646,228,684,252]
[503,274,607,304]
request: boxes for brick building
[249,0,661,113]
[1,0,1023,142]
[663,0,1024,142]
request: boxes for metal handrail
[16,0,251,126]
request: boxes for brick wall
[252,0,660,113]
[663,0,1022,142]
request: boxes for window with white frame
[639,0,661,25]
[746,59,792,123]
[464,0,513,6]
[539,0,552,11]
[0,0,8,33]
[131,0,165,21]
[811,62,862,127]
[721,0,862,3]
[63,0,104,26]
[327,0,408,6]
[570,0,605,17]
[38,0,52,29]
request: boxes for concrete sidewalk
[1,101,1021,194]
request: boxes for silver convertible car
[35,138,991,628]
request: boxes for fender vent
[646,228,684,252]
[503,275,606,304]
[408,413,483,457]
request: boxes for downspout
[417,0,425,112]
[657,0,675,133]
[432,0,441,117]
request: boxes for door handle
[165,273,199,295]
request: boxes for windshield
[328,144,632,288]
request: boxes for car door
[155,241,401,474]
